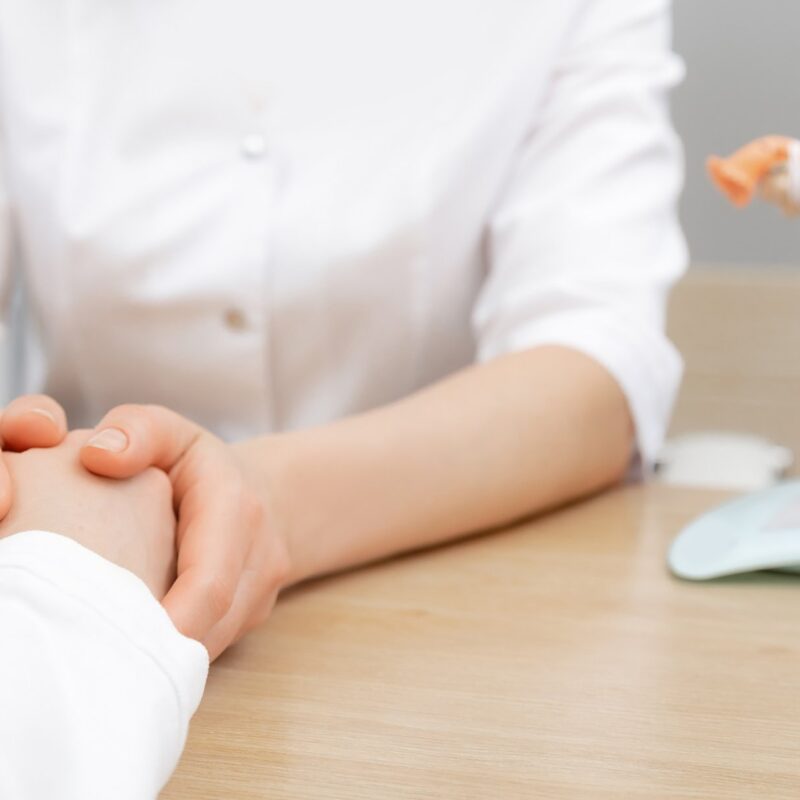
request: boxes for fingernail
[87,428,129,453]
[28,408,57,424]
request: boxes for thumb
[0,394,69,521]
[80,403,202,480]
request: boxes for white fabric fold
[0,531,209,800]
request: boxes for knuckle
[255,535,291,594]
[202,574,236,619]
[254,578,281,626]
[107,402,144,418]
[239,487,265,529]
[270,540,292,587]
[246,598,275,634]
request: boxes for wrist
[231,434,304,588]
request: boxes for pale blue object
[669,481,800,580]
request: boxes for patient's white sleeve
[0,531,209,800]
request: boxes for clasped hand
[0,395,290,659]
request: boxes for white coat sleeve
[473,0,688,466]
[0,531,209,800]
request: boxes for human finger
[0,394,68,452]
[200,531,285,659]
[80,403,203,479]
[160,475,250,644]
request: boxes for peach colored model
[707,135,800,216]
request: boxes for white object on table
[669,480,800,579]
[655,431,793,491]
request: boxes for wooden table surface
[162,484,800,799]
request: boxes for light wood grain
[161,484,800,799]
[668,264,800,469]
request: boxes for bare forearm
[235,346,634,586]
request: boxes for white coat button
[240,133,268,160]
[224,307,248,331]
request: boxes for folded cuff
[477,309,683,468]
[0,531,208,749]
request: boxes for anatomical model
[708,136,800,216]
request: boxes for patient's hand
[0,430,176,599]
